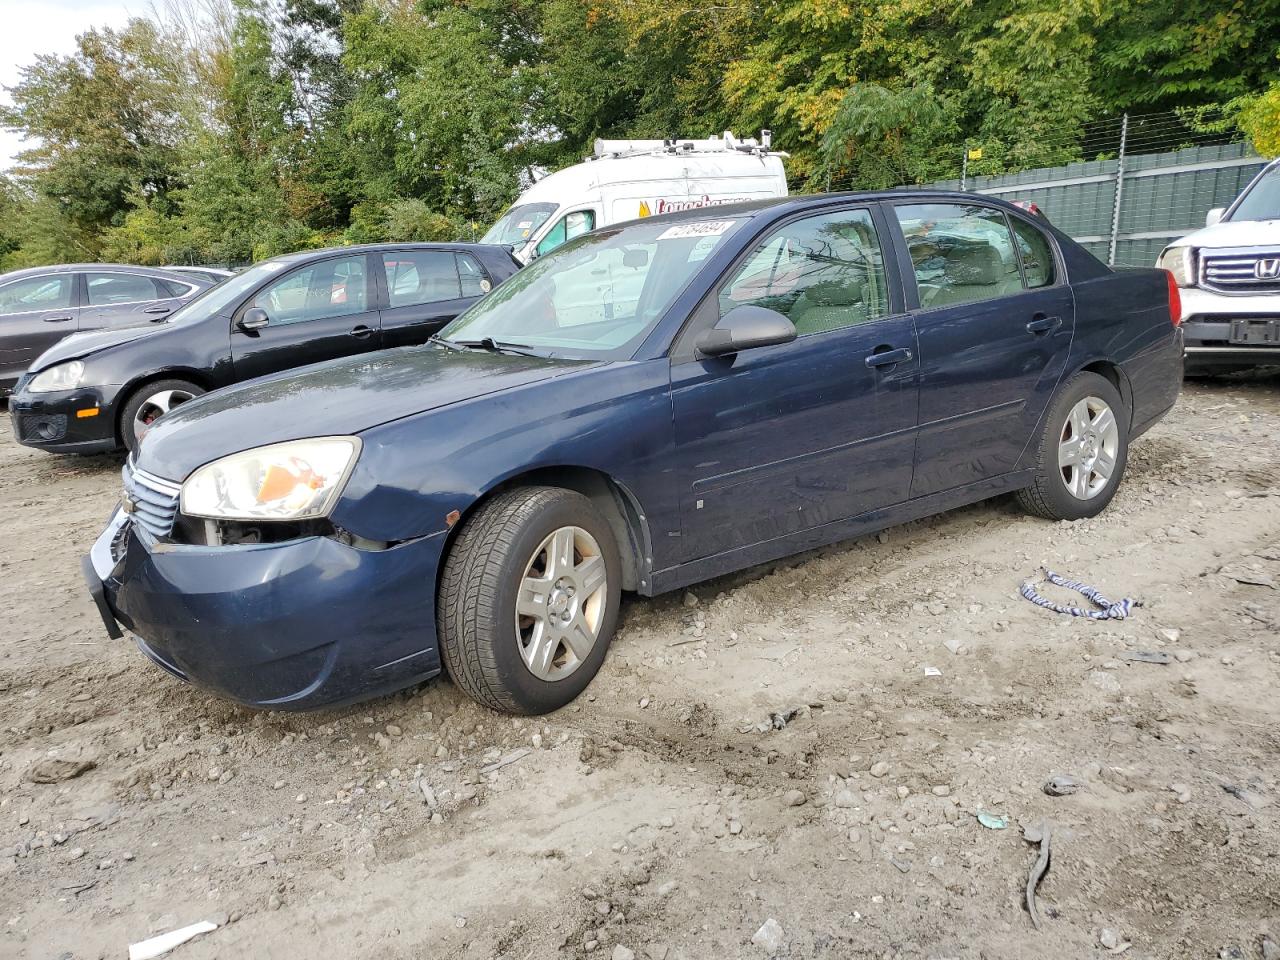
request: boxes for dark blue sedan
[84,192,1184,714]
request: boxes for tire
[437,486,622,714]
[119,379,205,454]
[1016,371,1129,521]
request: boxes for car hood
[135,345,591,481]
[30,323,164,372]
[1171,218,1280,250]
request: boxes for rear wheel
[119,378,204,454]
[437,486,621,714]
[1016,371,1128,521]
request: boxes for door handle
[144,305,172,314]
[865,345,914,369]
[43,315,74,323]
[1026,313,1062,335]
[350,324,374,339]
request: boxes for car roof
[628,189,1035,226]
[270,242,511,264]
[0,263,215,285]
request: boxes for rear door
[669,204,919,560]
[81,271,186,329]
[0,273,80,388]
[378,250,491,348]
[887,200,1075,497]
[230,253,380,381]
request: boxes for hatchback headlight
[27,360,85,393]
[1157,246,1196,287]
[180,437,361,521]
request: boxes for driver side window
[536,210,596,258]
[252,256,368,325]
[719,208,890,336]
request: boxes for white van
[482,131,788,263]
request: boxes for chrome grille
[122,460,182,539]
[1201,249,1280,293]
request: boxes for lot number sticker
[657,220,737,241]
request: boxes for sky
[1,0,136,172]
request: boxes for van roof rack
[588,130,785,161]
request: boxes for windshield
[1229,164,1280,222]
[481,202,558,246]
[164,259,290,325]
[441,218,743,359]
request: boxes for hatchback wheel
[119,379,204,453]
[1017,371,1128,520]
[438,486,622,714]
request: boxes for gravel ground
[2,374,1279,960]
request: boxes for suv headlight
[180,437,361,521]
[1157,246,1196,287]
[27,360,85,393]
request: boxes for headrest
[803,279,862,306]
[945,243,1001,285]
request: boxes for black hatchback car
[10,243,520,453]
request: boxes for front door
[0,273,80,389]
[888,201,1076,497]
[230,253,380,381]
[670,206,919,561]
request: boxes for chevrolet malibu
[84,192,1183,714]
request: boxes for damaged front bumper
[84,508,447,709]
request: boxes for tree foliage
[1,0,1276,269]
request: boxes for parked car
[9,243,520,454]
[1156,156,1280,373]
[163,266,237,282]
[482,130,787,263]
[0,264,212,396]
[83,192,1182,715]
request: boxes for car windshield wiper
[451,337,547,358]
[428,334,467,351]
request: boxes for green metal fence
[923,139,1265,267]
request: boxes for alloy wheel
[515,525,608,681]
[1058,395,1119,500]
[133,388,197,443]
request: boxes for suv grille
[1201,250,1280,293]
[122,460,182,539]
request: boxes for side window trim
[670,201,907,363]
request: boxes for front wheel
[119,378,204,454]
[1016,371,1129,521]
[437,486,622,714]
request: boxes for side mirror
[1205,207,1225,227]
[239,307,269,331]
[695,305,797,358]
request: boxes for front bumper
[86,509,447,709]
[1178,287,1280,369]
[9,383,122,453]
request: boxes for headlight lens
[27,360,85,393]
[180,437,361,521]
[1157,246,1196,287]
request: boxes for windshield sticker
[516,221,532,229]
[657,220,737,241]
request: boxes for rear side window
[456,253,491,297]
[85,272,162,305]
[0,274,73,312]
[893,203,1023,309]
[382,251,461,308]
[719,208,890,335]
[1009,217,1055,288]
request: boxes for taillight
[1164,269,1182,326]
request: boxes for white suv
[1157,157,1280,373]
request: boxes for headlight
[1157,246,1196,287]
[180,437,361,521]
[27,360,85,393]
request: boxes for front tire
[119,378,204,454]
[1016,371,1128,521]
[437,486,622,714]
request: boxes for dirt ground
[2,373,1279,960]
